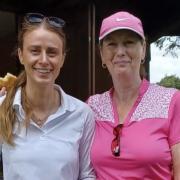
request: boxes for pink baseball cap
[99,11,145,41]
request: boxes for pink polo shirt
[88,79,180,180]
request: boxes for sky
[150,42,180,83]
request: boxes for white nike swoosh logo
[116,18,129,22]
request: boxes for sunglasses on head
[25,13,65,28]
[111,124,123,157]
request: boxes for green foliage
[158,75,180,89]
[155,36,180,58]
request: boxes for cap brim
[99,26,145,41]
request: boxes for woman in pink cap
[87,11,180,179]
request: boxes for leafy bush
[158,75,180,89]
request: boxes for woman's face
[18,27,65,87]
[100,30,146,79]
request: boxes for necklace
[32,114,48,127]
[36,119,42,126]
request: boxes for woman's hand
[0,87,6,96]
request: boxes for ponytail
[0,71,32,145]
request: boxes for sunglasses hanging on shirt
[111,124,123,157]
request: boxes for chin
[115,67,129,74]
[34,77,54,85]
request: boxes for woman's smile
[33,67,53,74]
[113,59,132,66]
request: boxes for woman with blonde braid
[0,13,95,180]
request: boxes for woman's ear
[18,48,24,65]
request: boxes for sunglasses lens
[111,139,120,156]
[111,124,123,156]
[48,17,65,28]
[26,13,44,23]
[25,13,65,28]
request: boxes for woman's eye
[125,40,135,45]
[107,42,116,46]
[30,49,40,55]
[48,53,56,57]
[47,51,57,57]
[126,41,132,44]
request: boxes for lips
[113,60,131,65]
[33,68,52,74]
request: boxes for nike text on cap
[99,11,145,41]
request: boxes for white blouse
[0,86,95,180]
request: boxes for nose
[115,44,126,56]
[40,51,49,64]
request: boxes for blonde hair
[0,71,29,145]
[0,15,66,145]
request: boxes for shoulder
[131,83,178,121]
[66,95,95,128]
[146,83,178,102]
[68,94,93,112]
[149,83,177,93]
[168,88,180,111]
[87,89,114,121]
[55,84,92,113]
[87,90,111,107]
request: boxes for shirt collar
[12,85,76,121]
[54,84,76,112]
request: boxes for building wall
[0,4,150,101]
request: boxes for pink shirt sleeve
[168,90,180,146]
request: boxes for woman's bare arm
[172,143,180,180]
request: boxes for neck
[113,76,141,103]
[25,83,60,111]
[24,83,60,127]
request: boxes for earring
[141,59,145,64]
[102,63,106,69]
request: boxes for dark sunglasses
[111,124,123,156]
[25,13,65,28]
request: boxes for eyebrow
[28,45,41,49]
[103,36,114,42]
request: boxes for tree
[158,75,180,89]
[155,36,180,58]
